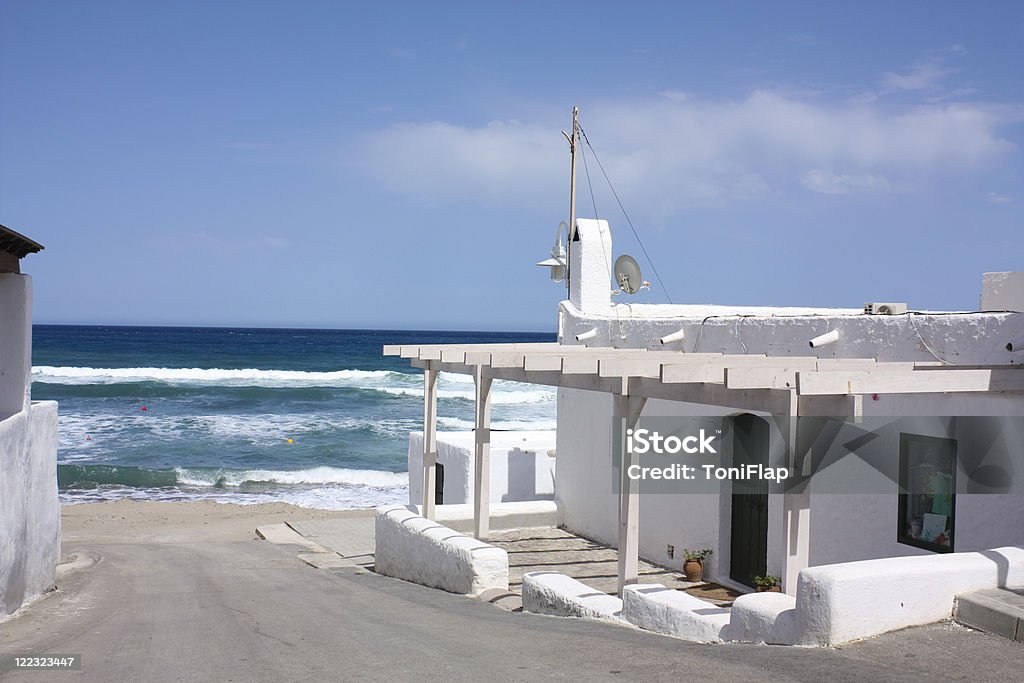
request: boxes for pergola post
[616,379,646,596]
[781,388,808,594]
[473,367,493,540]
[422,362,439,520]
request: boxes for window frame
[897,432,957,554]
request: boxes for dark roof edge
[0,224,45,259]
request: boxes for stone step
[954,588,1024,642]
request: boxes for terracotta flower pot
[756,585,782,593]
[683,559,704,582]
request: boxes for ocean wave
[176,465,407,488]
[31,366,555,403]
[56,412,423,452]
[58,463,408,490]
[59,484,408,510]
[33,365,405,386]
[376,386,556,404]
[436,417,558,431]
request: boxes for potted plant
[753,575,782,593]
[681,548,712,582]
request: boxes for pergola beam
[797,367,1024,396]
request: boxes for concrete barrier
[794,546,1024,645]
[622,584,730,642]
[726,592,796,644]
[374,506,508,596]
[521,572,624,622]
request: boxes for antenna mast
[563,106,579,291]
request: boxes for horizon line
[32,322,558,336]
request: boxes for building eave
[0,224,45,259]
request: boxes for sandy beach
[59,499,373,545]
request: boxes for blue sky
[2,2,1022,331]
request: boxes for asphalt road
[1,538,1020,682]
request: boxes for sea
[32,325,557,509]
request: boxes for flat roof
[0,224,45,259]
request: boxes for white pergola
[383,342,1024,594]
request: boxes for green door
[730,414,769,587]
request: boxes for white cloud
[882,62,950,91]
[801,169,892,195]
[658,89,691,102]
[984,192,1013,204]
[355,91,1018,209]
[355,119,564,203]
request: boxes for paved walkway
[286,514,375,568]
[9,516,1024,679]
[488,526,701,596]
[285,516,731,604]
[6,522,1022,681]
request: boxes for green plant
[682,548,712,561]
[753,574,781,588]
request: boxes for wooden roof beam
[797,367,1024,396]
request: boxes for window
[898,433,956,553]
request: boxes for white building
[0,224,59,620]
[387,218,1024,596]
[552,220,1024,594]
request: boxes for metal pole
[566,106,578,292]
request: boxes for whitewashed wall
[0,402,59,619]
[807,397,1024,566]
[555,385,1024,591]
[555,390,733,581]
[0,273,32,420]
[407,431,556,506]
[0,270,60,620]
[559,300,1024,366]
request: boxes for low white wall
[793,546,1024,646]
[374,505,508,596]
[408,431,556,506]
[521,572,624,622]
[0,401,60,620]
[622,584,730,643]
[407,500,562,534]
[727,592,797,644]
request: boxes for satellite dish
[614,254,647,295]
